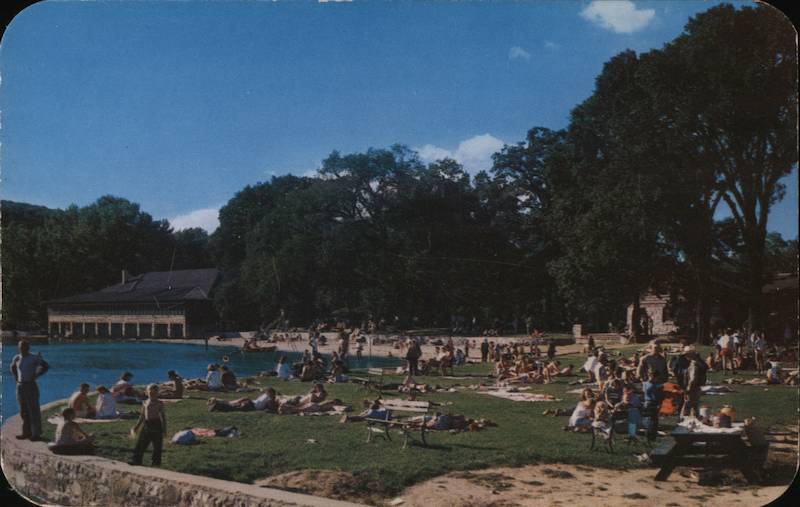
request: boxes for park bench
[351,367,386,394]
[365,399,432,449]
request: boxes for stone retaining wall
[1,401,369,507]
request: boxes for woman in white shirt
[275,356,291,380]
[205,364,223,390]
[95,386,117,419]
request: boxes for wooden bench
[648,439,676,466]
[351,368,386,394]
[365,399,432,449]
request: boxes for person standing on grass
[718,329,736,375]
[681,346,707,419]
[129,384,166,467]
[406,337,422,376]
[547,341,557,360]
[480,338,489,362]
[637,343,668,384]
[642,370,663,441]
[751,330,766,374]
[10,340,50,441]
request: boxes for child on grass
[49,407,94,455]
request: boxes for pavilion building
[46,269,220,339]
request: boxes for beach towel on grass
[48,415,127,425]
[480,391,559,402]
[297,405,349,416]
[701,385,736,395]
[160,397,187,403]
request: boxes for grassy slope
[39,345,798,500]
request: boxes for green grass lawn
[40,346,798,503]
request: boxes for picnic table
[652,422,760,483]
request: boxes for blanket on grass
[480,391,559,402]
[47,413,137,425]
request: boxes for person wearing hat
[681,346,707,419]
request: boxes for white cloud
[580,1,656,34]
[416,133,505,174]
[170,207,220,233]
[508,46,531,60]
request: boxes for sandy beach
[145,332,625,363]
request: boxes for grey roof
[48,269,220,305]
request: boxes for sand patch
[396,463,791,507]
[255,469,364,502]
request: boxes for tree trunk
[631,292,642,343]
[693,268,712,345]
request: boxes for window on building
[154,324,168,338]
[170,324,184,339]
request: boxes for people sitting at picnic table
[68,383,96,419]
[95,386,118,419]
[112,372,145,402]
[208,387,280,412]
[159,370,185,399]
[566,389,595,432]
[49,408,94,455]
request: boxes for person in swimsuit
[128,384,166,466]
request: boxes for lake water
[1,340,401,418]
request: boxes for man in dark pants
[405,338,421,376]
[10,340,50,441]
[642,370,663,442]
[480,338,489,363]
[129,384,166,466]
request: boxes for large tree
[642,4,797,330]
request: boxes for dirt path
[392,463,791,507]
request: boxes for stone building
[626,292,679,336]
[47,269,220,339]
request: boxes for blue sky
[1,0,796,238]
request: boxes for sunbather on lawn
[278,383,340,414]
[159,370,184,399]
[208,387,279,412]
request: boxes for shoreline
[141,333,629,361]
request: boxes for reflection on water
[1,340,400,418]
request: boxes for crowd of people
[9,325,794,470]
